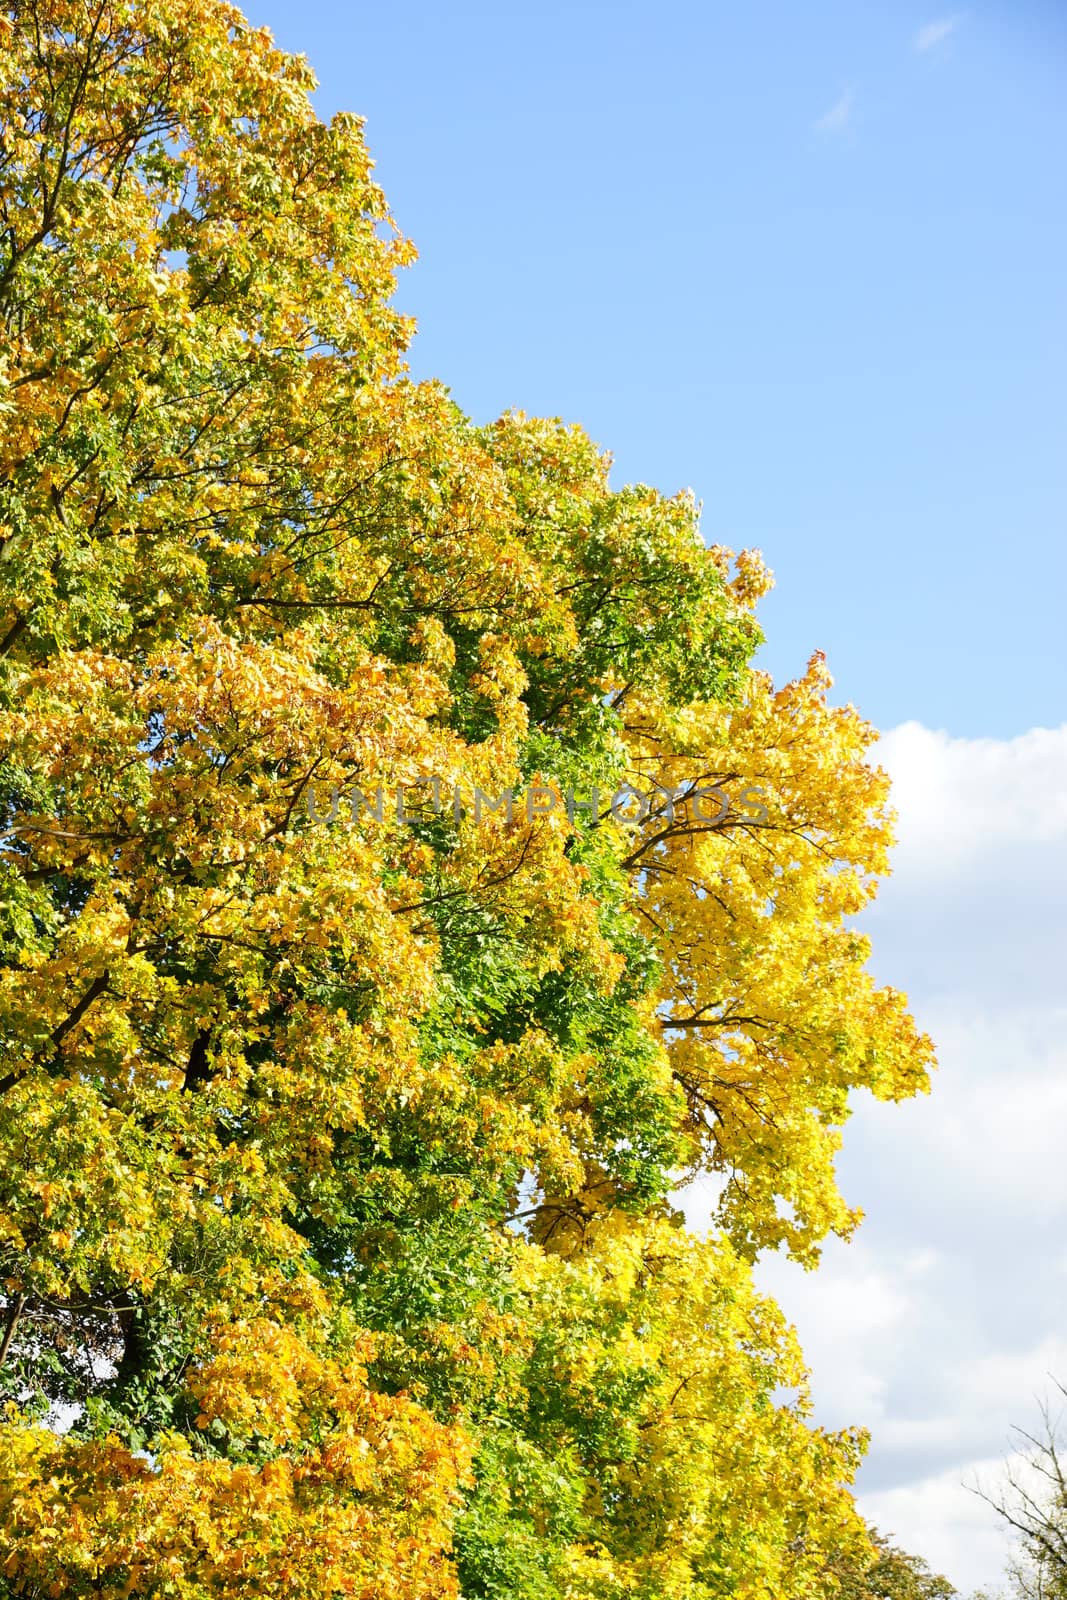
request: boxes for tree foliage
[0,2,936,1594]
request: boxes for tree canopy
[0,2,936,1595]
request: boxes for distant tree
[979,1382,1067,1600]
[827,1525,957,1599]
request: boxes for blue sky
[242,3,1066,1589]
[248,0,1065,740]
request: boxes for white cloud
[875,721,1067,865]
[860,1455,1020,1589]
[915,15,962,53]
[815,88,855,135]
[750,722,1067,1594]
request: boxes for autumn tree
[1,2,934,1595]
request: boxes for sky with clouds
[239,0,1064,1587]
[754,720,1067,1591]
